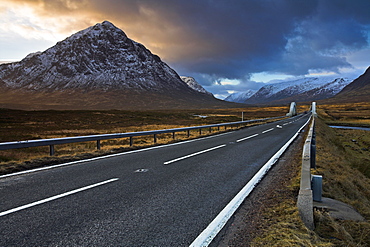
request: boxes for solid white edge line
[236,134,259,143]
[189,116,312,247]
[0,132,234,179]
[262,128,274,133]
[164,144,226,165]
[0,178,119,217]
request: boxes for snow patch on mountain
[224,90,256,103]
[180,76,213,95]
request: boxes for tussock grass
[251,202,332,247]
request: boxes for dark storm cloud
[9,0,370,83]
[87,0,368,79]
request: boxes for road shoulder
[214,127,305,246]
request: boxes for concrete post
[312,102,317,116]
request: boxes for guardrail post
[311,132,316,169]
[312,175,322,202]
[172,132,176,140]
[199,129,202,135]
[154,134,157,143]
[130,137,133,146]
[187,130,190,137]
[97,140,101,150]
[50,145,55,156]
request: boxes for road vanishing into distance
[0,113,310,246]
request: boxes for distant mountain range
[0,21,231,110]
[225,77,352,104]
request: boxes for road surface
[0,113,310,246]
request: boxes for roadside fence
[0,116,286,156]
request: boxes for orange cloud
[0,0,217,64]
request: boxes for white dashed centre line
[262,128,274,134]
[0,178,119,217]
[164,145,226,165]
[236,134,259,143]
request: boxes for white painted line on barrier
[164,145,226,165]
[0,178,119,217]
[236,134,259,143]
[189,116,312,247]
[262,128,274,134]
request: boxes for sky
[0,0,369,99]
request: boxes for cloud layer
[1,0,369,97]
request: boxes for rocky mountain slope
[225,77,351,104]
[327,66,370,103]
[0,21,232,110]
[180,76,213,95]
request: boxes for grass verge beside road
[247,103,370,246]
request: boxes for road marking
[236,134,259,143]
[262,128,274,133]
[283,123,289,125]
[164,145,226,165]
[189,115,313,247]
[0,178,119,217]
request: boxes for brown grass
[0,105,303,174]
[317,102,370,127]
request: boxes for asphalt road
[0,113,310,246]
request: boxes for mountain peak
[91,20,121,33]
[67,20,127,43]
[0,21,188,92]
[0,21,233,110]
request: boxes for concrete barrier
[297,116,315,230]
[286,102,297,117]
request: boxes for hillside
[327,66,370,103]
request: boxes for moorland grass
[0,105,300,174]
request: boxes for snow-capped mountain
[180,76,213,95]
[243,77,352,104]
[0,21,192,92]
[0,21,230,110]
[224,90,256,103]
